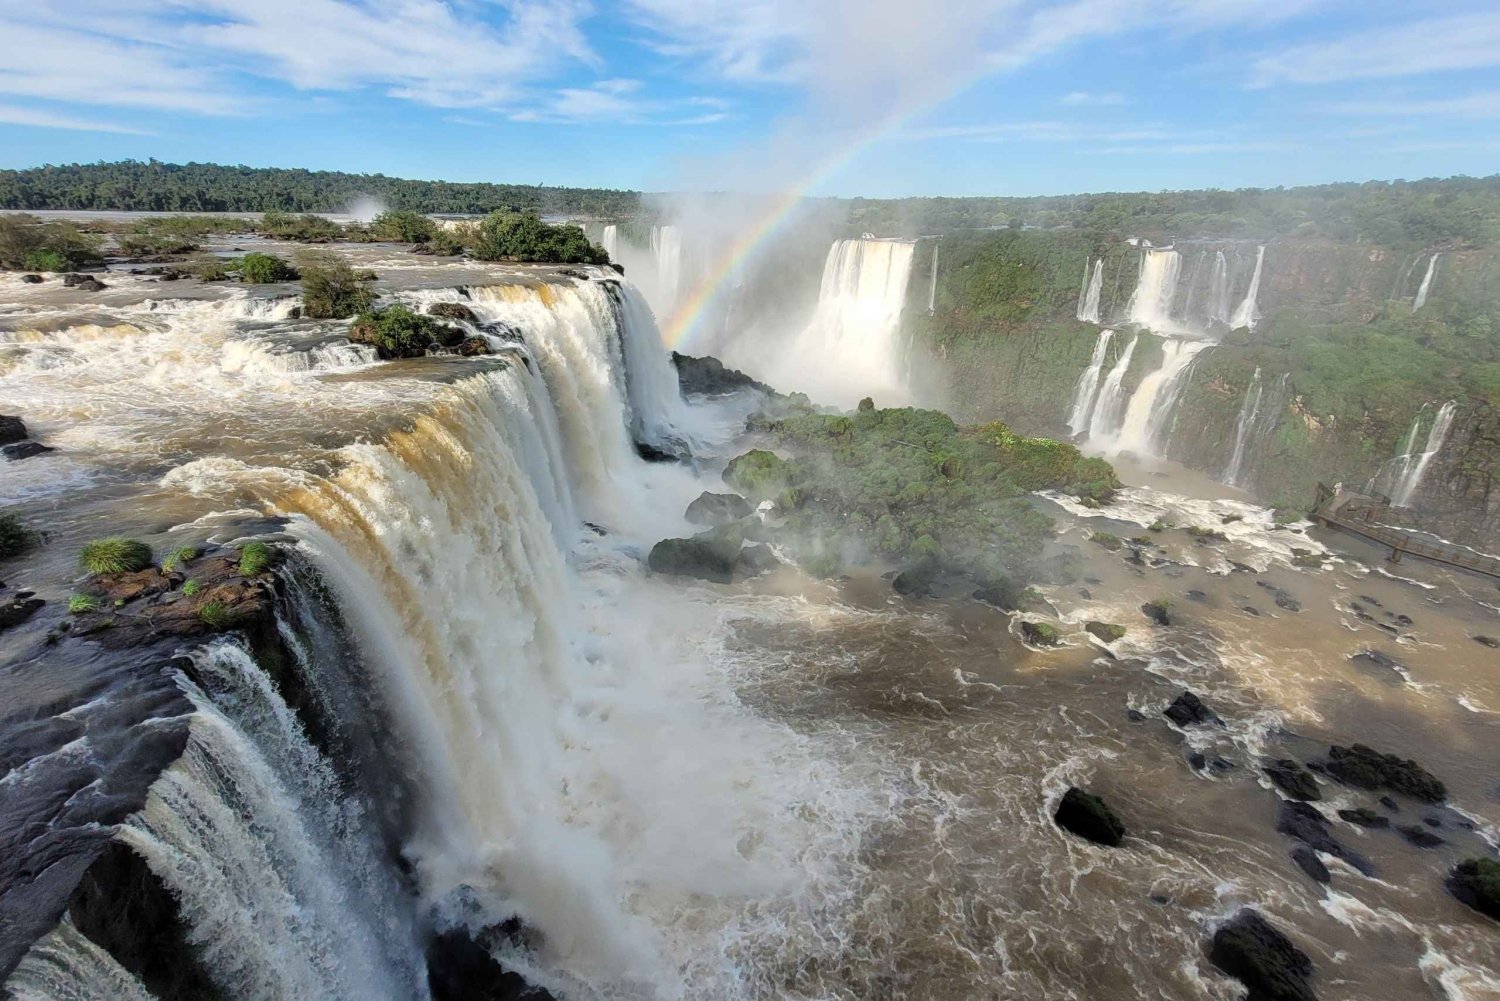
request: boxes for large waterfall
[650,225,683,318]
[1207,251,1231,326]
[1067,328,1115,434]
[1126,249,1183,332]
[1075,259,1103,323]
[1413,252,1440,311]
[1107,337,1210,456]
[759,238,917,408]
[1086,333,1139,442]
[600,224,618,262]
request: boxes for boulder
[1447,858,1500,922]
[1276,801,1373,875]
[1020,621,1060,647]
[1141,598,1171,626]
[1053,786,1125,846]
[1164,691,1221,727]
[1336,808,1389,829]
[20,273,44,283]
[1474,635,1500,649]
[1264,759,1321,801]
[1209,909,1317,1001]
[3,440,54,461]
[1291,846,1330,885]
[685,491,752,527]
[647,526,743,584]
[1349,650,1406,684]
[1398,824,1445,848]
[1085,621,1127,643]
[0,595,44,631]
[427,302,478,324]
[736,543,779,577]
[0,415,26,445]
[427,925,554,1001]
[455,337,491,356]
[1325,744,1446,803]
[671,352,772,396]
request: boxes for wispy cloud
[1251,12,1500,86]
[510,79,731,125]
[0,102,154,135]
[1098,140,1291,155]
[1061,91,1127,106]
[1325,89,1500,119]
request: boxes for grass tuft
[79,537,153,575]
[68,594,101,614]
[237,541,273,576]
[199,600,233,629]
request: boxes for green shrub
[0,513,38,559]
[237,541,273,576]
[79,537,153,575]
[116,232,197,256]
[190,255,234,281]
[0,214,102,271]
[258,211,344,242]
[68,594,102,614]
[199,600,233,629]
[181,579,200,597]
[424,230,465,256]
[239,252,298,283]
[297,249,375,319]
[469,211,608,264]
[349,304,462,359]
[23,249,69,271]
[162,545,199,573]
[1091,531,1122,551]
[370,210,436,243]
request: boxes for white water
[1208,251,1231,326]
[1222,370,1288,487]
[927,240,940,314]
[1413,252,1441,311]
[6,921,157,1001]
[1126,249,1182,332]
[1382,400,1458,506]
[1076,258,1103,323]
[1229,245,1265,330]
[1067,328,1115,434]
[650,225,683,318]
[601,224,619,262]
[760,238,917,409]
[1224,368,1264,486]
[1086,333,1139,442]
[1108,337,1210,456]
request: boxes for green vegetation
[349,304,463,359]
[1021,620,1060,646]
[199,600,233,629]
[297,249,375,319]
[237,541,273,576]
[181,579,201,597]
[369,210,437,243]
[1185,525,1229,542]
[68,594,102,614]
[257,210,344,242]
[79,537,153,575]
[162,545,199,573]
[0,513,38,559]
[738,405,1116,587]
[1085,621,1128,642]
[469,212,609,264]
[238,252,298,284]
[0,214,102,271]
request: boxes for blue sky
[2,1,1498,198]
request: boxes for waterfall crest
[1067,328,1115,434]
[1413,252,1440,311]
[1076,259,1103,323]
[1126,249,1183,332]
[650,225,682,318]
[601,224,618,261]
[6,922,157,1001]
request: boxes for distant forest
[4,160,1499,248]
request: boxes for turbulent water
[1067,328,1115,433]
[4,235,1500,1001]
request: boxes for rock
[894,565,937,597]
[1277,801,1374,875]
[1380,795,1400,811]
[1141,598,1171,626]
[1209,909,1317,1001]
[1291,846,1330,884]
[1188,752,1207,771]
[455,337,490,356]
[1447,858,1500,922]
[685,491,752,527]
[1020,620,1060,646]
[1085,621,1126,643]
[1337,808,1389,829]
[61,273,107,291]
[1186,589,1208,603]
[427,925,554,1001]
[1474,635,1500,649]
[3,440,54,461]
[671,352,773,396]
[1398,824,1445,848]
[0,596,44,631]
[1242,605,1261,616]
[1053,786,1125,846]
[427,302,478,323]
[1164,691,1221,727]
[1349,649,1407,684]
[1126,709,1146,722]
[736,543,779,577]
[0,415,26,445]
[20,273,44,283]
[647,526,743,584]
[1265,759,1322,801]
[634,440,683,463]
[1325,744,1446,803]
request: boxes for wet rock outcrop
[1053,786,1125,846]
[671,352,772,397]
[1209,909,1317,1001]
[1275,801,1373,876]
[1164,691,1221,727]
[648,526,744,584]
[684,491,752,527]
[1324,744,1446,803]
[1264,759,1321,801]
[1447,857,1500,922]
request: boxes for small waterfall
[1224,368,1264,485]
[1067,328,1115,434]
[649,225,682,316]
[1229,245,1265,330]
[927,241,940,315]
[1413,252,1440,311]
[1125,249,1183,332]
[6,921,157,1001]
[762,238,916,408]
[1087,333,1139,442]
[1222,369,1287,487]
[1207,251,1231,326]
[601,224,618,262]
[1110,336,1211,456]
[1076,259,1103,324]
[1381,400,1458,506]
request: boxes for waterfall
[927,241,939,314]
[760,238,916,409]
[1413,252,1440,311]
[601,224,618,262]
[1222,370,1288,487]
[1382,400,1458,506]
[1076,259,1103,324]
[1110,336,1211,456]
[1067,328,1115,434]
[650,225,682,316]
[1086,333,1139,442]
[1224,368,1264,485]
[1125,249,1183,332]
[1229,245,1265,330]
[6,921,157,1001]
[1207,251,1231,326]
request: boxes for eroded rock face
[426,925,554,1001]
[427,302,479,324]
[671,352,771,396]
[1209,909,1317,1001]
[1264,759,1321,801]
[1053,786,1125,846]
[1324,744,1446,803]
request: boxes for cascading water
[1125,249,1183,332]
[1076,259,1103,324]
[759,238,917,409]
[601,224,618,262]
[5,922,156,1001]
[1067,328,1115,434]
[927,240,940,315]
[1229,245,1265,330]
[1413,252,1440,312]
[1207,251,1231,326]
[1375,400,1458,506]
[1222,369,1287,487]
[1086,333,1139,442]
[1224,368,1264,485]
[650,225,683,318]
[1109,337,1210,456]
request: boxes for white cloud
[1325,90,1500,119]
[0,103,154,135]
[1251,13,1500,86]
[1061,91,1126,106]
[510,80,731,125]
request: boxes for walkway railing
[1310,483,1500,579]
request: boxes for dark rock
[1399,824,1445,848]
[1349,649,1406,683]
[0,415,25,444]
[736,543,779,577]
[1085,621,1126,643]
[1447,858,1500,922]
[455,337,491,356]
[427,302,478,324]
[1291,846,1330,884]
[685,491,753,527]
[1149,892,1171,905]
[1209,909,1317,1001]
[1359,594,1382,607]
[1325,744,1446,803]
[1053,786,1125,846]
[671,352,773,396]
[1141,599,1171,626]
[20,273,44,283]
[1423,814,1442,828]
[3,440,54,461]
[1380,796,1399,811]
[0,596,44,631]
[427,925,553,1001]
[634,440,683,463]
[1265,759,1322,801]
[1210,756,1234,773]
[971,581,1022,609]
[1275,594,1301,612]
[1188,752,1207,771]
[1126,709,1146,722]
[647,526,742,584]
[1277,801,1374,875]
[1020,620,1061,646]
[1393,613,1413,627]
[1186,589,1208,603]
[1337,808,1389,829]
[1164,691,1221,727]
[1474,635,1500,649]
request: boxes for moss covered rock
[1448,857,1500,922]
[1084,621,1126,643]
[648,525,743,584]
[1053,786,1125,846]
[1325,743,1446,803]
[1209,909,1317,1001]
